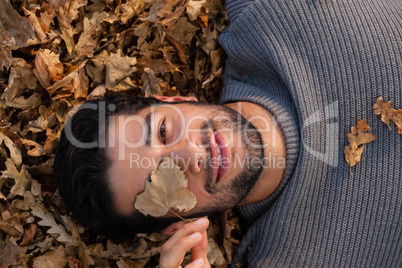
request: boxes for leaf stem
[169,209,192,223]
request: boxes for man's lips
[210,130,230,183]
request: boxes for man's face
[107,102,264,217]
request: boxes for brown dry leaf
[2,58,37,102]
[19,223,37,247]
[48,61,89,98]
[207,237,226,266]
[75,12,108,57]
[0,0,34,49]
[32,245,68,268]
[166,17,199,45]
[90,49,137,90]
[186,0,206,21]
[0,159,33,198]
[34,49,64,89]
[0,238,27,266]
[0,131,22,166]
[58,0,88,54]
[30,205,72,244]
[134,156,197,217]
[373,96,402,134]
[23,7,48,43]
[0,211,24,238]
[142,68,163,97]
[117,0,149,24]
[344,119,377,168]
[4,93,42,110]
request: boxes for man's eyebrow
[144,112,153,146]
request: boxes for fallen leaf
[2,58,37,102]
[166,17,199,45]
[90,49,137,90]
[32,245,68,268]
[19,223,37,247]
[34,49,64,89]
[0,159,33,198]
[186,0,206,21]
[0,131,22,166]
[373,96,402,134]
[30,205,72,244]
[344,119,377,168]
[134,156,197,217]
[142,68,163,97]
[4,93,42,110]
[207,237,226,265]
[23,7,48,42]
[58,0,88,54]
[0,211,24,238]
[0,237,27,266]
[0,0,34,49]
[75,12,108,57]
[47,61,89,98]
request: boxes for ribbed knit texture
[218,0,402,267]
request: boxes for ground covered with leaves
[0,0,243,267]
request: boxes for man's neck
[224,102,286,205]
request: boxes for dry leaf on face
[344,119,377,169]
[373,96,402,134]
[134,156,197,217]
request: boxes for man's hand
[160,217,210,268]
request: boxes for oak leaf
[373,96,402,134]
[344,119,377,168]
[134,156,197,217]
[0,159,33,198]
[30,205,72,244]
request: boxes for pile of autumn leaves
[1,0,236,267]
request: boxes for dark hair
[53,94,180,240]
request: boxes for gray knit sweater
[218,0,402,267]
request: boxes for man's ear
[152,95,199,102]
[161,220,187,234]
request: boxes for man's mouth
[211,130,230,183]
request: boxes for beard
[192,103,265,214]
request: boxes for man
[54,0,402,267]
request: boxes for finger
[160,231,203,267]
[191,227,209,262]
[161,220,187,235]
[162,218,208,251]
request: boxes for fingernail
[194,218,205,225]
[193,258,204,265]
[189,232,201,239]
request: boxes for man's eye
[160,120,166,144]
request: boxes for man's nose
[168,135,209,174]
